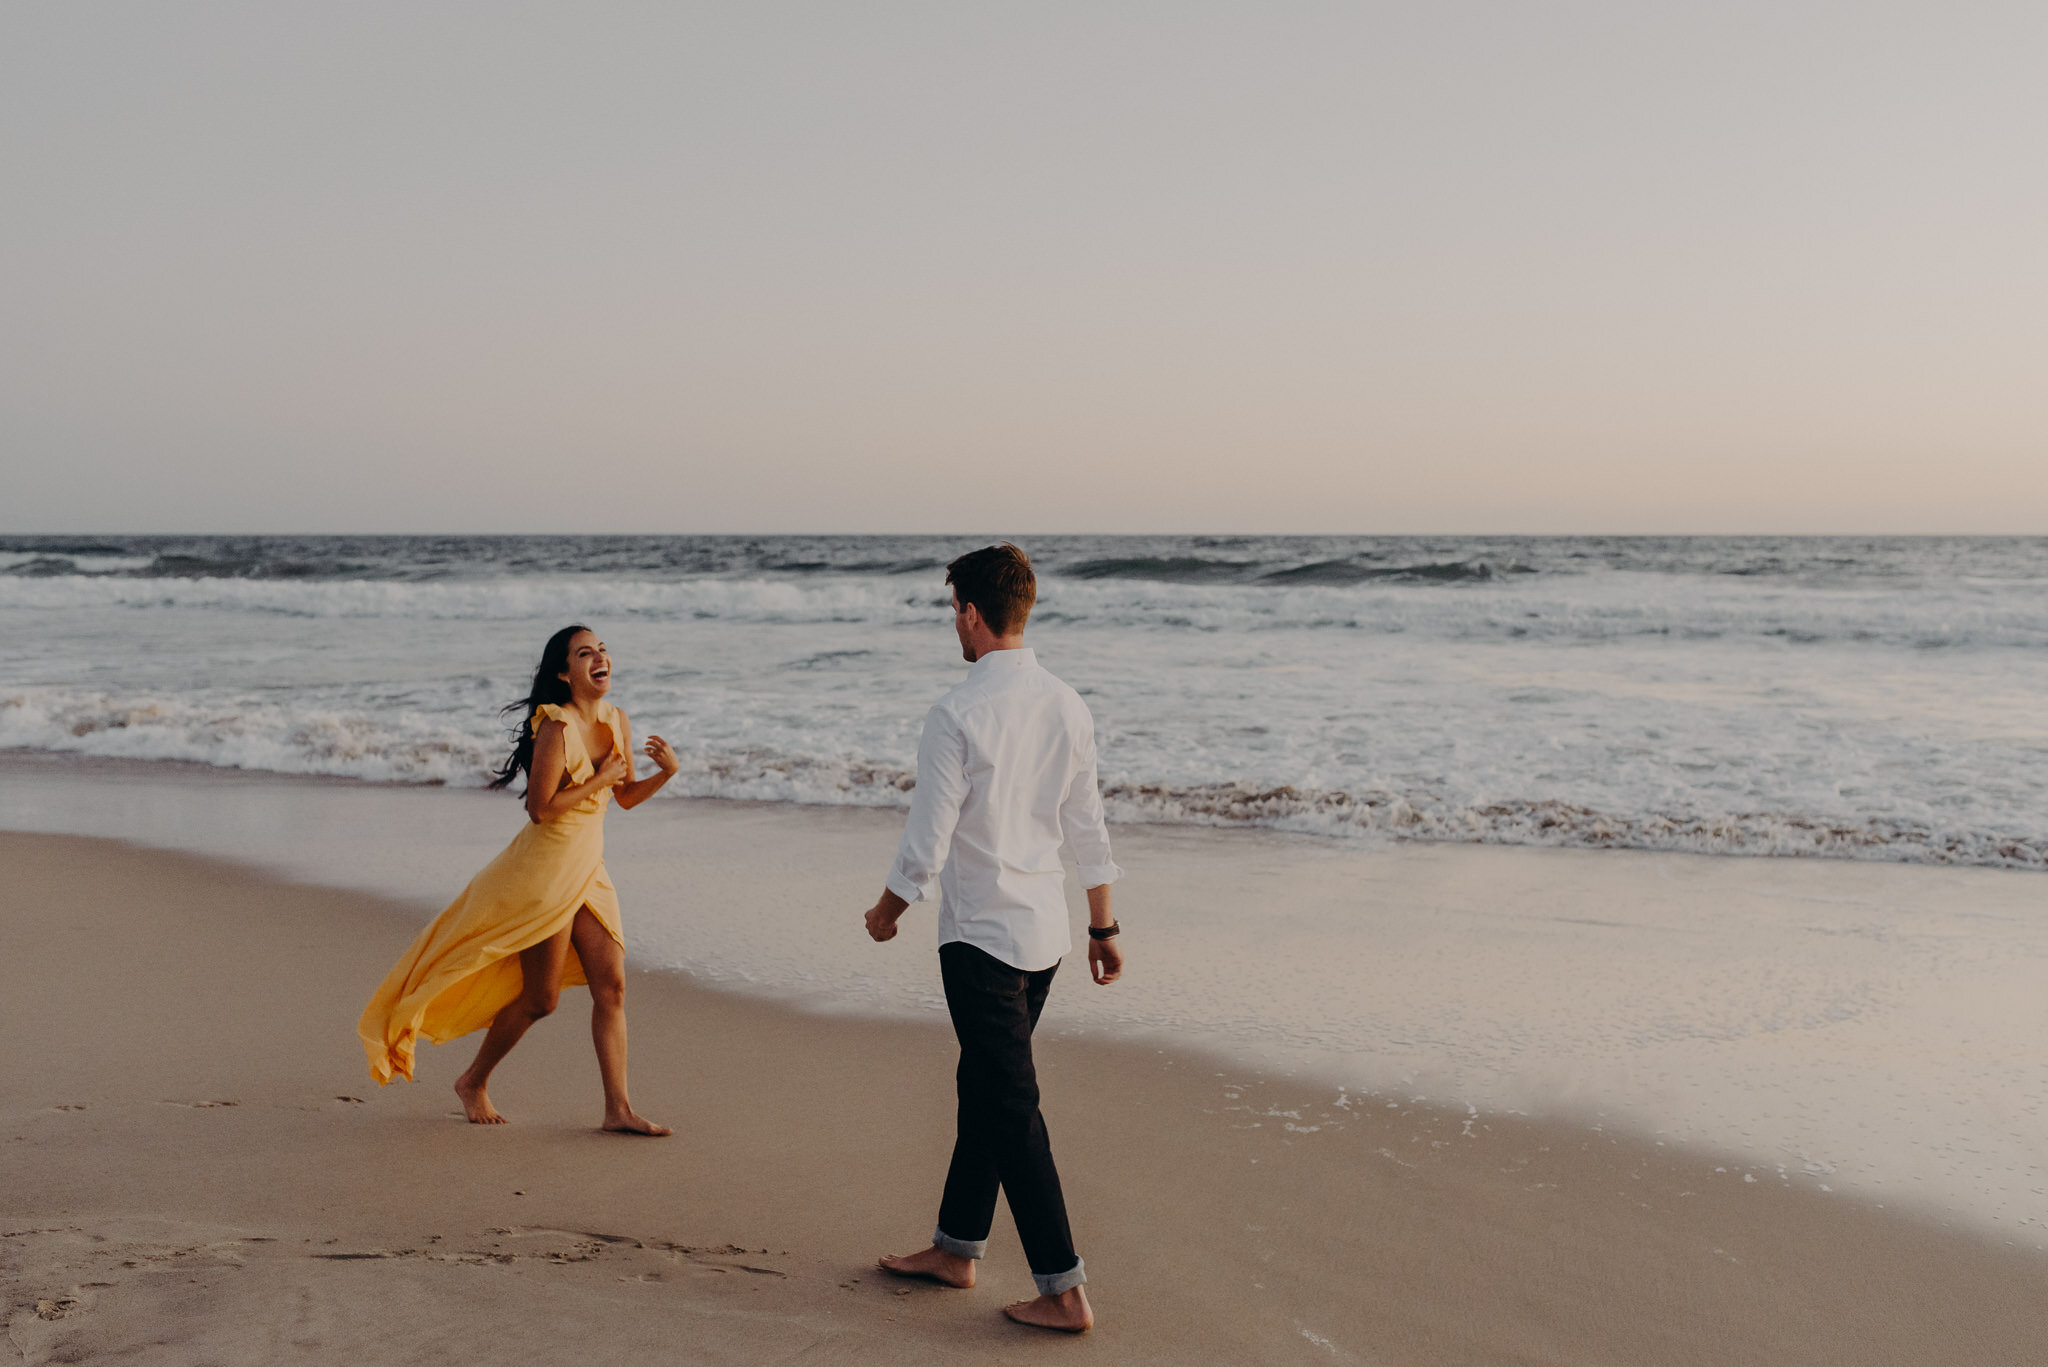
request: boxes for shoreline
[7,743,2047,874]
[4,748,2047,1241]
[7,830,2046,1365]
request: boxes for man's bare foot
[1003,1286,1092,1333]
[877,1245,976,1289]
[453,1075,506,1125]
[600,1110,672,1137]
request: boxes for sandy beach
[6,825,2045,1365]
[8,751,2048,1234]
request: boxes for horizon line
[7,527,2048,538]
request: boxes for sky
[3,2,2044,534]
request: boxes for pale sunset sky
[4,3,2043,534]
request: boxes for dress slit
[357,700,631,1084]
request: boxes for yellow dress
[358,701,629,1085]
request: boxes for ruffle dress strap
[530,702,571,735]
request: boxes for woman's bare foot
[877,1245,976,1289]
[600,1109,671,1137]
[1003,1286,1093,1333]
[453,1075,506,1124]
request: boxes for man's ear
[959,601,984,633]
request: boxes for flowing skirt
[357,810,623,1084]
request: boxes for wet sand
[6,750,2048,1235]
[4,830,2044,1365]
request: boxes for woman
[358,625,679,1134]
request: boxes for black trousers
[935,941,1078,1277]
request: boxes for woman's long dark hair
[490,624,591,791]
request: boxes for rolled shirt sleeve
[885,704,971,904]
[1058,730,1123,890]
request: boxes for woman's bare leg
[570,908,669,1136]
[454,924,574,1124]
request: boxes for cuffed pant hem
[1032,1256,1086,1296]
[932,1227,987,1260]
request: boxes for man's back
[885,648,1120,972]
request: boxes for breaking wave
[1097,781,2048,870]
[1256,558,1529,585]
[1065,556,1264,582]
[0,691,497,784]
[4,569,2046,650]
[5,690,2042,871]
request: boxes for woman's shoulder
[529,702,572,734]
[601,701,629,730]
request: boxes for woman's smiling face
[558,629,612,700]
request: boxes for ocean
[4,532,2046,869]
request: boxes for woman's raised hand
[596,752,632,788]
[643,734,680,776]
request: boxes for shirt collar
[968,646,1036,676]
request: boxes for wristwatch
[1087,921,1121,940]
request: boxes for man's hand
[864,888,910,943]
[1084,883,1120,983]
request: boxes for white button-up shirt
[885,648,1123,972]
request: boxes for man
[863,542,1124,1334]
